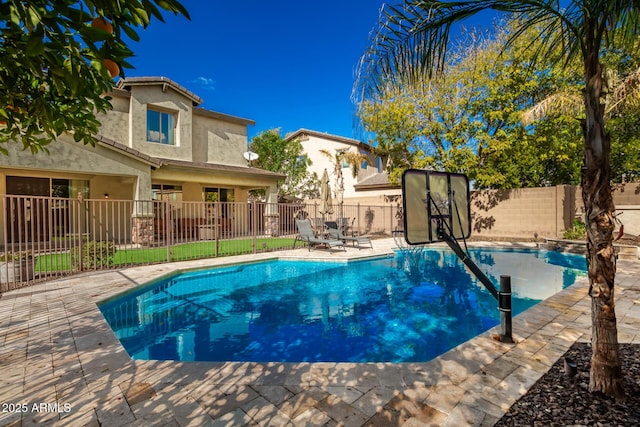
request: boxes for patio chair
[337,217,352,235]
[295,219,345,252]
[310,217,327,234]
[325,221,373,249]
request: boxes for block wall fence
[468,183,639,239]
[344,182,640,239]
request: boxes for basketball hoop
[400,169,514,343]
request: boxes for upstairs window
[360,151,368,169]
[338,149,349,168]
[147,108,176,145]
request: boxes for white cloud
[192,76,216,91]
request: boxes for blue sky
[126,2,498,145]
[125,1,387,143]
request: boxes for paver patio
[0,239,638,426]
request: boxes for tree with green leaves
[0,0,189,154]
[357,88,421,176]
[524,44,640,184]
[355,0,639,399]
[249,129,318,200]
[356,22,585,188]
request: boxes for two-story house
[0,76,284,244]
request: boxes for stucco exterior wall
[350,154,380,195]
[192,115,248,166]
[126,85,193,161]
[0,136,150,188]
[0,139,152,209]
[151,167,274,192]
[96,94,130,144]
[99,83,253,168]
[344,189,402,203]
[3,75,281,202]
[89,175,136,200]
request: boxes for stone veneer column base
[264,214,280,237]
[131,216,154,246]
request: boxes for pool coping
[1,238,639,426]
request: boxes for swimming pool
[99,248,587,363]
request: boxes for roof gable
[116,76,203,106]
[285,128,373,151]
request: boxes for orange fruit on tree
[103,59,120,78]
[91,17,113,34]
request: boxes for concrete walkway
[0,239,638,426]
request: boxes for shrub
[0,251,32,262]
[563,219,586,240]
[71,240,116,269]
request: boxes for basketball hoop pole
[435,212,514,344]
[437,228,498,298]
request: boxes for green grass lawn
[35,237,298,272]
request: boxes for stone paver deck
[0,239,639,426]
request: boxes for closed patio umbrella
[319,168,333,218]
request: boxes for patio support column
[264,188,279,237]
[131,173,154,245]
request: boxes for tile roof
[193,107,255,126]
[354,172,398,189]
[285,128,373,151]
[155,157,286,179]
[116,76,204,105]
[96,135,162,167]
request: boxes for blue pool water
[99,248,587,363]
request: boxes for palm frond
[522,64,640,124]
[318,149,333,159]
[341,151,368,178]
[601,0,640,47]
[354,0,640,106]
[521,92,583,124]
[353,1,584,102]
[607,66,640,114]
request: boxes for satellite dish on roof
[243,151,259,161]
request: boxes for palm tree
[354,1,640,399]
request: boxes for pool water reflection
[99,248,586,363]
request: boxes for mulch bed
[495,342,640,426]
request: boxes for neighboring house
[353,172,401,204]
[0,76,284,244]
[285,129,400,203]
